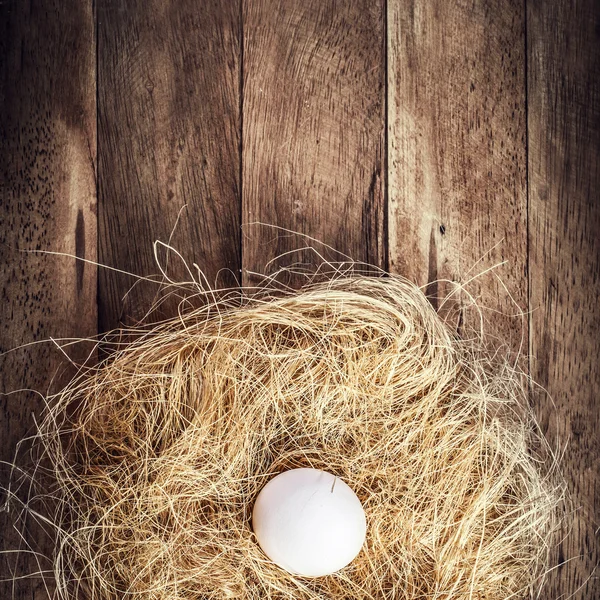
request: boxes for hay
[29,275,561,599]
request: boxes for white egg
[251,467,366,577]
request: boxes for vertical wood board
[528,0,600,596]
[98,0,241,331]
[388,0,528,356]
[0,0,97,597]
[242,0,386,285]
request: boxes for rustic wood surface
[98,0,241,331]
[242,0,386,286]
[528,0,600,597]
[388,0,528,354]
[0,1,97,598]
[1,0,598,598]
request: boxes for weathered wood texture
[0,0,97,598]
[98,0,241,331]
[242,0,386,285]
[388,0,528,355]
[528,0,600,597]
[1,1,599,598]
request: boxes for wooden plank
[388,0,528,354]
[242,0,386,286]
[0,0,96,597]
[98,0,241,331]
[528,0,600,597]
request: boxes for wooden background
[1,0,598,598]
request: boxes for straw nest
[32,276,561,599]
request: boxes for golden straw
[24,275,563,599]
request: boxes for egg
[251,467,366,577]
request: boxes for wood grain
[0,0,96,597]
[0,1,597,597]
[98,0,241,331]
[528,0,600,597]
[388,0,528,356]
[242,0,386,286]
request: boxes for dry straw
[10,272,563,599]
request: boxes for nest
[32,276,561,599]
